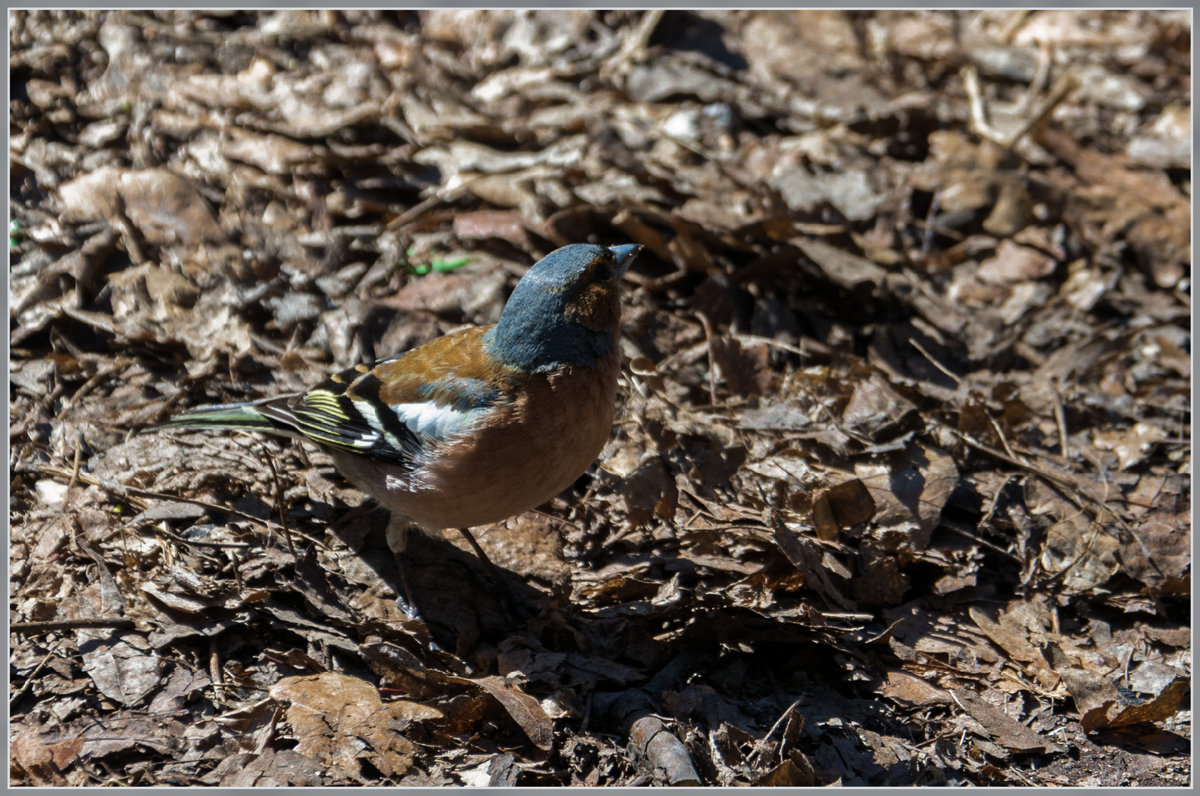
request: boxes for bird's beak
[608,244,644,277]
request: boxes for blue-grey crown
[485,243,641,373]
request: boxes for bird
[162,242,644,620]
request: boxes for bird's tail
[160,399,294,438]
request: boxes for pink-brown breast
[330,347,621,532]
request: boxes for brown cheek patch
[564,284,619,331]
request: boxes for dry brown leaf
[858,443,959,552]
[269,672,416,778]
[1092,423,1168,470]
[463,675,555,752]
[811,478,876,540]
[57,166,223,246]
[76,630,160,707]
[879,668,952,705]
[841,371,917,439]
[1040,515,1120,594]
[976,240,1056,285]
[211,749,328,787]
[452,209,531,245]
[793,236,888,291]
[1074,674,1191,733]
[9,729,75,786]
[951,689,1066,754]
[754,753,817,787]
[968,605,1060,691]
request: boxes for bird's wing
[258,325,516,466]
[166,326,517,468]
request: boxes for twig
[600,10,665,83]
[68,436,83,489]
[111,192,147,265]
[11,618,137,634]
[963,64,1079,149]
[1052,394,1070,459]
[1011,69,1080,147]
[67,356,135,408]
[209,636,226,707]
[695,312,720,407]
[10,380,66,440]
[9,650,55,708]
[963,66,994,140]
[749,699,803,767]
[985,410,1018,462]
[1039,509,1105,586]
[385,183,469,231]
[152,524,252,550]
[260,443,297,558]
[997,669,1061,700]
[908,337,961,385]
[731,333,812,360]
[939,519,1020,561]
[385,191,446,230]
[1015,40,1053,114]
[36,464,275,534]
[628,715,700,786]
[817,611,876,622]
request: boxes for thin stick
[11,618,137,634]
[209,636,226,707]
[909,337,961,385]
[985,410,1019,462]
[1053,394,1070,459]
[36,465,275,534]
[260,444,298,558]
[9,650,55,708]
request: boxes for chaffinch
[164,243,643,619]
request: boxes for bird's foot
[455,527,532,625]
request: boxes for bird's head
[487,243,643,372]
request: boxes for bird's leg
[455,527,531,623]
[386,515,424,621]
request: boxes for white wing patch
[391,401,485,442]
[349,398,406,450]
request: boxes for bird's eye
[592,260,613,282]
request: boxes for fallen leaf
[951,689,1066,754]
[269,672,416,778]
